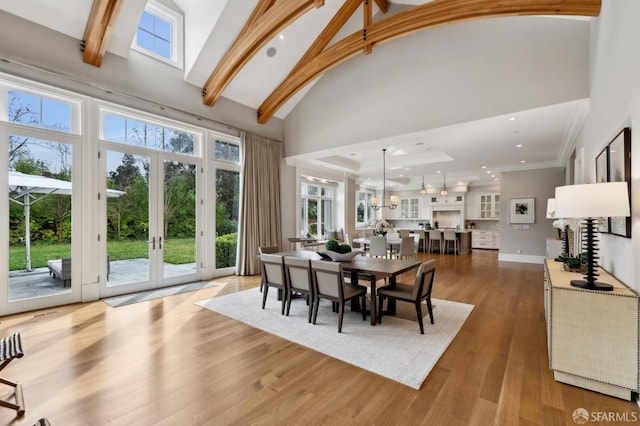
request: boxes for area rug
[196,289,474,389]
[103,281,217,307]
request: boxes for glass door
[102,149,199,297]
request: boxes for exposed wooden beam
[82,0,124,67]
[202,0,325,107]
[257,0,600,123]
[364,0,372,55]
[374,0,389,14]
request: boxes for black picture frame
[607,127,632,238]
[595,146,610,233]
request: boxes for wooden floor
[0,250,638,425]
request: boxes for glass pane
[137,29,154,51]
[139,11,155,33]
[8,137,73,301]
[229,144,240,162]
[215,169,239,268]
[155,18,171,41]
[105,152,150,286]
[167,130,194,154]
[8,90,72,133]
[103,114,126,143]
[321,199,333,236]
[163,161,197,278]
[155,38,171,59]
[307,199,318,235]
[307,185,318,196]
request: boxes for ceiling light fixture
[440,171,448,196]
[419,175,428,195]
[370,149,398,211]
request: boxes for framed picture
[595,146,610,233]
[509,197,535,224]
[607,127,632,237]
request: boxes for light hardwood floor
[1,250,638,425]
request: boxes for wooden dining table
[276,250,421,325]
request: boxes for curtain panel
[237,132,283,275]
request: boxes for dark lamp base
[570,279,614,292]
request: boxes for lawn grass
[9,238,196,271]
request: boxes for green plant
[216,232,237,268]
[325,239,339,252]
[337,244,352,254]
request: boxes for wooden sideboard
[544,259,640,399]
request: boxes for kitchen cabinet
[472,230,499,249]
[544,259,639,400]
[466,192,499,220]
[400,197,419,219]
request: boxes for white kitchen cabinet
[472,230,499,249]
[400,197,419,219]
[467,192,499,220]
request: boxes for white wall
[572,0,640,292]
[283,16,590,158]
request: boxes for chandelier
[440,171,448,196]
[371,148,398,210]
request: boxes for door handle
[149,236,156,250]
[159,236,163,249]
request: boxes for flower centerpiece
[374,219,391,236]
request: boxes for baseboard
[498,253,545,264]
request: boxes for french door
[101,147,200,297]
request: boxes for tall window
[213,138,240,269]
[133,1,184,69]
[301,180,334,237]
[356,190,374,226]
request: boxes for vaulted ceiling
[0,0,601,188]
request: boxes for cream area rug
[197,289,474,389]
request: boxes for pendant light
[371,148,398,210]
[440,171,448,196]
[419,175,428,195]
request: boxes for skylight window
[132,1,183,69]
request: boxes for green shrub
[216,232,237,268]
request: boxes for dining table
[275,250,421,325]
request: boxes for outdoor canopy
[8,171,125,271]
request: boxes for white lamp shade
[546,198,555,219]
[555,182,630,218]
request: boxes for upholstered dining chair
[258,246,280,291]
[369,235,387,258]
[283,256,314,322]
[396,236,415,260]
[377,260,437,334]
[428,230,442,253]
[310,260,367,333]
[260,254,287,314]
[399,229,410,238]
[443,230,458,255]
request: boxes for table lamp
[554,182,630,291]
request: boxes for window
[356,190,374,226]
[301,180,335,237]
[4,89,79,134]
[132,1,184,69]
[215,140,240,163]
[101,111,198,156]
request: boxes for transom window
[215,140,240,163]
[101,111,198,156]
[132,1,184,69]
[4,89,79,134]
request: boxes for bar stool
[443,230,459,254]
[428,230,442,253]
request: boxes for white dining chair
[443,230,458,255]
[396,236,415,260]
[369,235,387,258]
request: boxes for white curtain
[237,132,283,275]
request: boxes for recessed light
[279,33,285,40]
[486,170,491,174]
[509,117,517,121]
[266,47,277,57]
[415,142,424,146]
[481,165,487,169]
[516,144,523,148]
[521,160,526,163]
